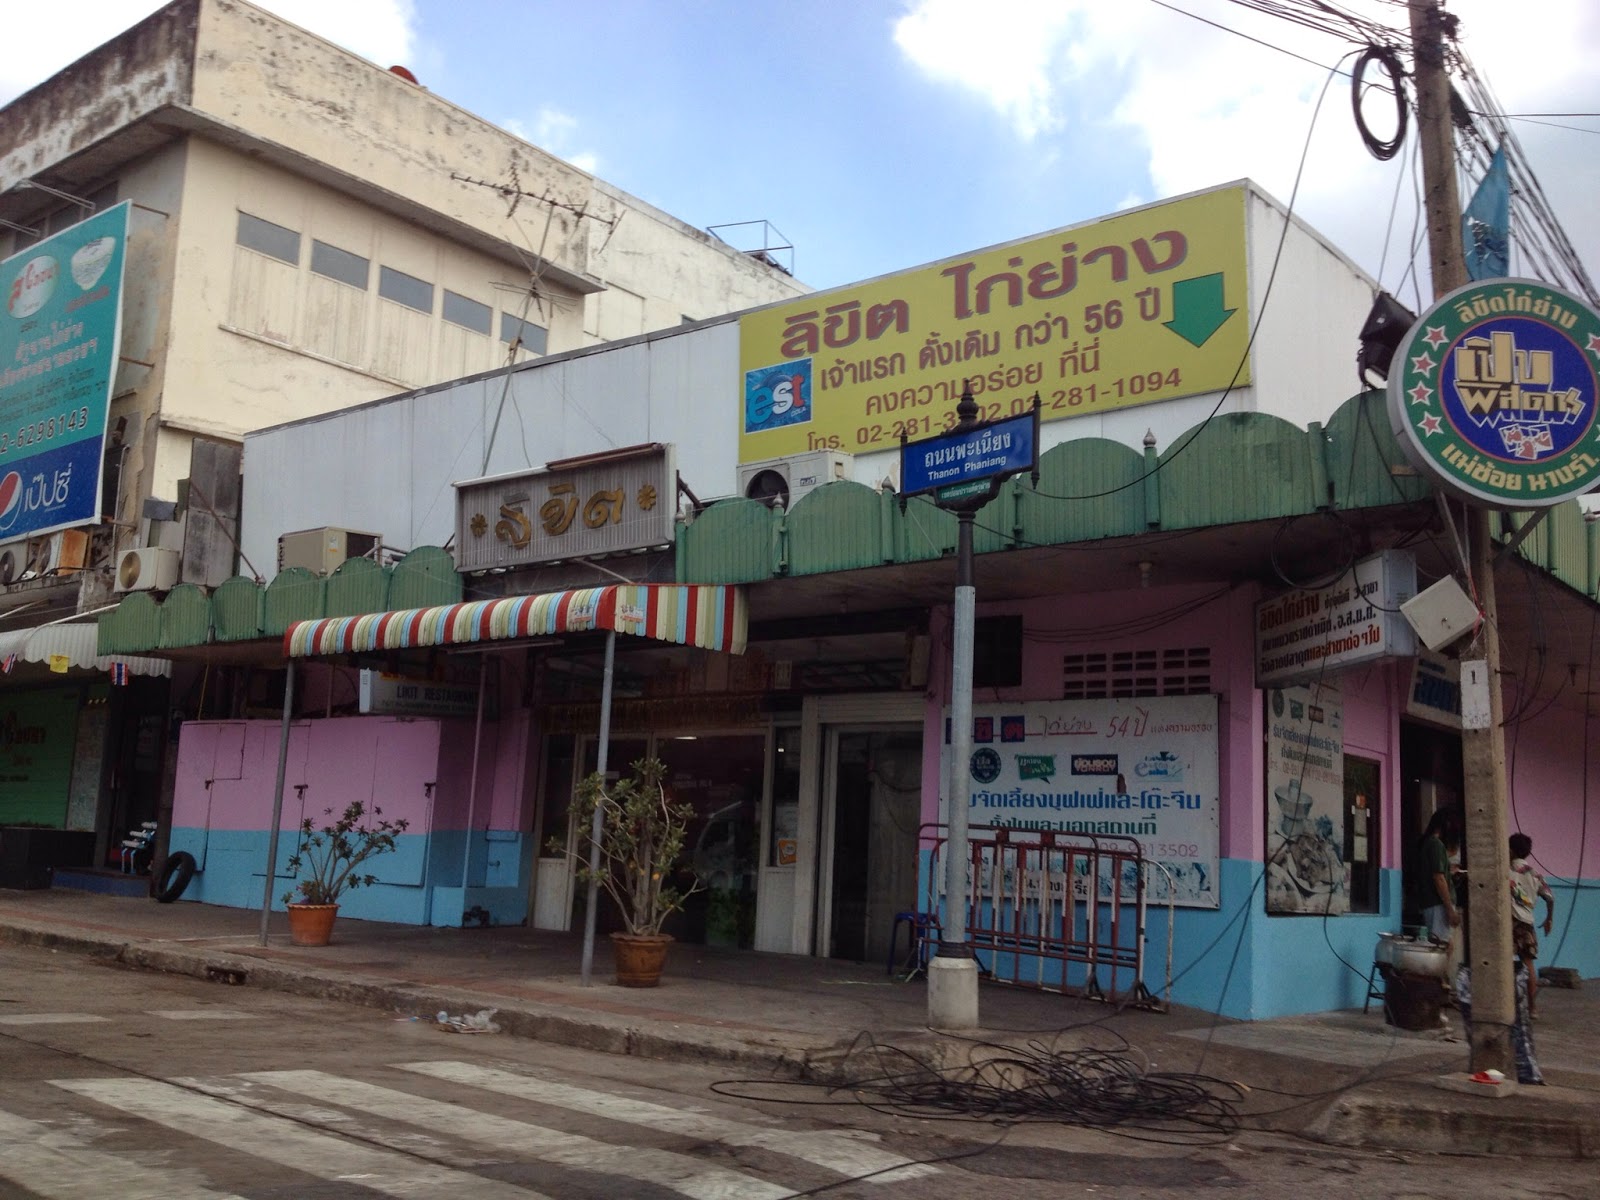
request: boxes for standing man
[1411,809,1463,965]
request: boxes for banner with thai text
[940,695,1220,908]
[738,185,1249,463]
[0,203,129,540]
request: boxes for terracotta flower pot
[610,931,673,987]
[286,902,339,946]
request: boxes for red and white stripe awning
[283,583,746,658]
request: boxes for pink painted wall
[921,581,1410,869]
[1501,684,1600,880]
[173,717,442,833]
[173,708,542,838]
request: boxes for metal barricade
[919,823,1173,1010]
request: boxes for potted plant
[560,757,701,986]
[281,801,408,946]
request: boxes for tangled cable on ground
[714,1029,1245,1146]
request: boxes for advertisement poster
[0,202,130,540]
[0,686,81,828]
[739,185,1248,462]
[1264,679,1347,914]
[940,696,1220,909]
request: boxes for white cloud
[893,0,1085,141]
[1,0,420,104]
[503,108,601,176]
[894,0,1600,293]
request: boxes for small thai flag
[1,653,14,674]
[110,661,129,686]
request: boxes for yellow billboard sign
[738,185,1250,462]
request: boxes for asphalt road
[0,943,1587,1199]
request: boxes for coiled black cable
[1352,44,1408,161]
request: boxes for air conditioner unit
[0,530,90,584]
[736,450,854,510]
[0,540,25,586]
[115,546,181,593]
[277,527,382,575]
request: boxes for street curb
[1311,1086,1597,1159]
[0,920,826,1079]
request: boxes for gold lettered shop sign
[737,185,1250,461]
[1387,278,1600,508]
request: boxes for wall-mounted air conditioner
[0,531,90,585]
[115,546,181,593]
[0,540,25,586]
[277,527,382,575]
[736,450,854,510]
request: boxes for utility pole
[1408,0,1514,1072]
[929,385,981,1030]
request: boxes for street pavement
[1,885,1596,1161]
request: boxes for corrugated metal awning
[283,583,747,658]
[0,621,172,677]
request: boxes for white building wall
[242,183,1381,575]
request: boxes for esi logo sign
[744,359,812,434]
[0,472,21,533]
[1388,279,1600,508]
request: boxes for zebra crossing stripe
[0,1107,247,1200]
[147,1010,252,1021]
[0,1013,109,1025]
[399,1060,938,1183]
[235,1069,792,1200]
[53,1077,556,1200]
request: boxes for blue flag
[1463,146,1510,280]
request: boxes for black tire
[153,851,196,903]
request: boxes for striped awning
[284,583,746,658]
[0,621,171,677]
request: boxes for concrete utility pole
[929,386,981,1031]
[1408,0,1515,1072]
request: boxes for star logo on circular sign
[1387,279,1600,509]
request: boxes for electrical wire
[1028,49,1357,504]
[715,1029,1245,1145]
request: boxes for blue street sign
[900,408,1037,500]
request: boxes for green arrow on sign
[1163,273,1236,347]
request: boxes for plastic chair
[888,910,942,977]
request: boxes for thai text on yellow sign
[738,185,1250,461]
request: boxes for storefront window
[656,734,765,948]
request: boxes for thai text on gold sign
[737,185,1250,462]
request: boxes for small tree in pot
[281,801,408,946]
[559,757,701,986]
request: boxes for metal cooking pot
[1375,932,1448,978]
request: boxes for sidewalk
[1,886,1595,1158]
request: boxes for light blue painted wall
[168,826,533,928]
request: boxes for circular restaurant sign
[1387,278,1600,508]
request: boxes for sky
[4,0,1598,307]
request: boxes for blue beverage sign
[900,409,1037,499]
[0,203,129,539]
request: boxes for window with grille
[1062,646,1211,699]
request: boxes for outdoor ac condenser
[114,546,180,593]
[277,527,382,575]
[735,450,853,510]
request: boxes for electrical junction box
[1400,575,1480,652]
